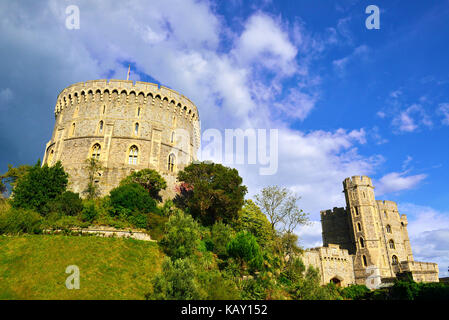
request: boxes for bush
[82,201,98,223]
[0,208,43,234]
[11,160,68,214]
[120,169,167,202]
[148,257,205,300]
[44,191,83,216]
[211,221,235,257]
[227,231,263,272]
[159,211,201,260]
[109,183,158,216]
[341,284,370,300]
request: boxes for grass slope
[0,235,163,299]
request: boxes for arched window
[137,107,141,117]
[359,237,365,248]
[98,121,104,134]
[386,225,392,233]
[389,239,395,249]
[91,144,101,160]
[357,222,362,232]
[168,154,175,172]
[362,255,367,267]
[134,123,139,135]
[70,123,76,137]
[392,255,399,265]
[128,146,138,165]
[355,207,359,216]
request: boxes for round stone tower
[43,79,201,199]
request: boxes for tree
[234,200,274,245]
[83,157,103,200]
[227,231,263,271]
[11,160,68,214]
[109,183,157,215]
[175,162,247,225]
[120,169,167,201]
[159,211,201,260]
[254,185,309,233]
[0,164,32,195]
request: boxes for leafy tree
[227,231,263,271]
[109,183,157,215]
[11,160,68,214]
[148,257,205,300]
[175,162,247,225]
[234,199,273,245]
[120,169,167,201]
[341,284,370,300]
[0,164,32,195]
[159,211,201,260]
[83,157,103,200]
[211,221,235,257]
[255,185,309,233]
[82,201,98,223]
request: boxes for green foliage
[11,160,68,214]
[82,201,98,223]
[226,231,263,271]
[148,257,205,300]
[175,162,247,225]
[211,221,235,257]
[109,183,158,215]
[0,208,43,235]
[341,284,370,300]
[159,211,201,260]
[120,169,167,201]
[83,158,103,200]
[0,164,32,195]
[146,212,168,240]
[44,191,83,216]
[380,278,449,300]
[234,200,273,246]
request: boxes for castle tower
[43,79,201,199]
[343,176,394,284]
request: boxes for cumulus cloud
[437,103,449,125]
[332,44,369,74]
[375,171,427,195]
[392,104,432,133]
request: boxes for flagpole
[126,65,130,81]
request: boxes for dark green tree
[11,160,68,214]
[0,164,32,195]
[234,199,274,245]
[175,162,247,225]
[227,231,263,271]
[120,169,167,201]
[109,183,157,215]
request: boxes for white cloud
[332,45,369,74]
[392,104,432,133]
[437,103,449,125]
[375,171,427,195]
[399,203,449,277]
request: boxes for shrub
[120,169,167,201]
[0,208,43,234]
[147,212,169,240]
[211,221,235,257]
[341,284,370,300]
[82,201,98,223]
[227,231,263,271]
[11,160,68,214]
[159,211,201,260]
[109,183,157,216]
[44,191,83,216]
[234,200,273,245]
[148,257,205,300]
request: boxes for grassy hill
[0,235,163,299]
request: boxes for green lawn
[0,235,163,299]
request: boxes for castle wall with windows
[310,176,439,287]
[43,79,201,198]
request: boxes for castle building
[43,79,201,198]
[303,176,439,288]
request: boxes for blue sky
[0,0,448,276]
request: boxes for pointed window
[128,146,138,165]
[360,237,365,248]
[386,225,392,233]
[392,255,399,265]
[168,154,175,172]
[91,144,101,160]
[389,239,395,249]
[357,222,362,232]
[99,121,104,134]
[134,123,139,135]
[362,255,368,267]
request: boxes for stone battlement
[54,79,199,122]
[343,175,374,188]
